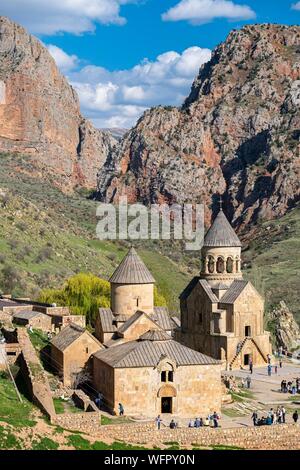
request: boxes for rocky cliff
[269,301,300,350]
[97,24,300,228]
[0,16,117,191]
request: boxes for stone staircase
[230,337,268,369]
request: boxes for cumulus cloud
[291,2,300,11]
[47,45,78,73]
[49,45,211,128]
[162,0,256,24]
[1,0,138,35]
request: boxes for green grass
[67,434,149,451]
[243,206,300,323]
[53,398,65,415]
[221,408,244,418]
[0,372,36,428]
[31,436,59,450]
[28,329,49,352]
[101,415,133,425]
[53,397,82,414]
[0,425,23,449]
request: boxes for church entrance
[161,397,172,414]
[244,354,250,366]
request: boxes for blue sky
[1,0,300,128]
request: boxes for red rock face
[97,24,300,228]
[0,16,117,192]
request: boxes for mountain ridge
[97,23,300,229]
[0,16,117,192]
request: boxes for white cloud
[162,0,256,25]
[1,0,138,35]
[47,45,78,73]
[292,2,300,11]
[60,46,212,128]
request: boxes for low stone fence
[94,422,300,450]
[17,328,56,419]
[51,411,101,433]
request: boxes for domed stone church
[177,208,272,370]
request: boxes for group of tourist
[251,407,299,426]
[188,412,220,428]
[155,412,221,430]
[280,378,300,395]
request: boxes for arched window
[217,257,225,274]
[235,258,240,273]
[226,257,233,273]
[208,256,215,274]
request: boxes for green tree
[38,273,110,325]
[154,286,167,307]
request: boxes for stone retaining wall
[17,328,56,419]
[94,422,300,450]
[52,411,101,433]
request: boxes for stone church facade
[93,248,223,417]
[177,208,271,370]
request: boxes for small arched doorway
[158,385,177,414]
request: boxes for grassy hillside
[243,206,300,324]
[0,153,189,311]
[0,152,299,323]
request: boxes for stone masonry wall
[17,328,56,419]
[52,412,101,433]
[94,422,300,450]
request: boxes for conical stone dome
[109,247,156,284]
[204,210,242,248]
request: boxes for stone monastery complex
[1,208,272,418]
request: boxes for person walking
[267,364,272,377]
[277,407,282,424]
[282,406,286,424]
[251,411,258,426]
[249,358,253,374]
[118,403,124,416]
[275,365,278,374]
[212,411,219,428]
[279,359,283,369]
[156,415,163,430]
[246,376,252,389]
[292,410,298,424]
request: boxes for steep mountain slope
[0,16,117,192]
[97,24,300,228]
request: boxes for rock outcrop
[0,16,117,191]
[97,24,300,228]
[270,301,300,350]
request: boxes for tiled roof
[151,307,177,330]
[139,329,171,341]
[118,310,158,334]
[109,248,156,284]
[0,299,29,309]
[94,332,221,368]
[219,280,249,304]
[51,324,101,352]
[204,209,242,247]
[99,308,117,333]
[12,310,44,320]
[199,280,219,303]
